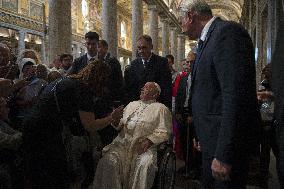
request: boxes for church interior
[1,0,284,189]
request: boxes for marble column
[40,36,46,64]
[267,0,276,64]
[177,33,185,72]
[18,30,26,54]
[48,0,72,63]
[102,0,118,57]
[248,0,252,36]
[148,5,158,53]
[170,27,177,61]
[255,0,262,85]
[161,18,170,56]
[132,0,143,59]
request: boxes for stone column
[248,0,252,35]
[255,0,262,85]
[267,0,276,63]
[170,27,177,60]
[177,33,185,72]
[40,36,46,64]
[18,30,26,54]
[48,0,72,63]
[102,0,118,57]
[132,0,143,59]
[148,5,158,53]
[161,18,170,56]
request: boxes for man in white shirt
[69,32,99,74]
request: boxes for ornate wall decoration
[20,0,29,15]
[2,0,18,12]
[1,9,44,32]
[30,2,43,20]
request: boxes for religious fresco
[30,2,43,20]
[2,0,18,12]
[20,0,28,14]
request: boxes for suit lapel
[192,18,219,80]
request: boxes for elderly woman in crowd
[23,61,124,189]
[10,58,47,129]
[93,82,172,189]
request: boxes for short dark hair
[99,40,108,48]
[166,54,174,62]
[60,53,73,62]
[85,31,99,41]
[137,35,152,45]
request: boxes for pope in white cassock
[93,82,172,189]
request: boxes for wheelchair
[152,141,176,189]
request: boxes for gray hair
[187,0,212,17]
[153,82,161,96]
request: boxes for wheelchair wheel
[157,148,176,189]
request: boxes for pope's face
[140,82,157,101]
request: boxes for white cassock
[93,100,172,189]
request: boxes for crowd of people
[1,1,284,189]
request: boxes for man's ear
[187,11,195,24]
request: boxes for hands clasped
[137,138,153,155]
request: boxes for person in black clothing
[97,39,124,146]
[258,64,278,189]
[23,62,123,189]
[69,32,100,74]
[271,15,284,189]
[98,39,123,102]
[124,35,172,108]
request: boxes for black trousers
[177,109,194,169]
[276,123,284,189]
[260,121,278,188]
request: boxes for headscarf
[18,58,36,79]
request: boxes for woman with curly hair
[23,60,123,189]
[17,49,42,66]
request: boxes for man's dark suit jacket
[190,18,260,166]
[124,53,172,108]
[69,54,88,74]
[103,52,123,102]
[175,73,190,114]
[69,53,123,102]
[272,17,284,187]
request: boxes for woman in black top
[23,62,123,189]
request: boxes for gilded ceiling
[118,0,244,22]
[168,0,244,22]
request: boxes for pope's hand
[137,138,153,155]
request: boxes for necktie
[89,57,95,62]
